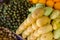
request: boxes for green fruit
[44,7,53,16]
[0,0,33,32]
[54,29,60,39]
[52,19,60,30]
[50,10,60,19]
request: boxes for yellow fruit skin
[28,24,52,40]
[32,23,39,31]
[27,34,36,40]
[16,14,35,34]
[16,8,44,35]
[32,8,44,19]
[16,23,26,34]
[36,24,52,35]
[36,16,50,27]
[40,32,53,40]
[22,22,40,39]
[52,19,60,30]
[22,26,33,38]
[16,19,31,34]
[37,32,53,40]
[27,14,35,25]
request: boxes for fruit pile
[16,3,60,40]
[0,0,33,32]
[29,0,60,10]
[0,27,17,40]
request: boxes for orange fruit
[39,0,46,4]
[32,0,38,4]
[46,0,54,7]
[54,2,60,10]
[47,0,53,1]
[53,0,60,2]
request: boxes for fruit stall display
[0,0,33,32]
[0,0,60,40]
[16,0,60,40]
[0,27,23,40]
[29,0,60,10]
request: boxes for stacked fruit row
[29,0,60,10]
[16,3,60,40]
[0,0,33,32]
[0,27,17,40]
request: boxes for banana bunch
[16,6,45,34]
[16,3,60,40]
